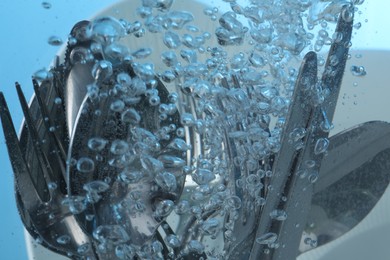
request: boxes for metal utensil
[247,4,354,259]
[305,120,390,251]
[66,60,186,257]
[2,2,385,260]
[0,82,97,259]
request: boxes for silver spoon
[66,55,187,257]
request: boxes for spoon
[66,59,187,256]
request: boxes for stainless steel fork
[248,4,354,259]
[0,79,98,259]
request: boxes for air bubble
[192,168,215,185]
[33,68,53,82]
[132,47,152,59]
[165,234,181,248]
[53,97,62,105]
[118,170,143,184]
[350,65,366,76]
[187,240,205,254]
[48,35,63,46]
[93,225,130,244]
[41,2,51,9]
[121,108,141,124]
[76,157,95,173]
[154,199,174,218]
[88,137,108,152]
[226,196,241,210]
[200,218,220,236]
[83,180,110,193]
[270,209,287,221]
[56,235,71,244]
[92,60,113,81]
[115,244,135,259]
[256,233,278,245]
[155,172,177,192]
[163,31,181,49]
[168,11,194,29]
[62,196,86,214]
[91,17,126,45]
[314,137,329,155]
[110,140,129,155]
[77,243,91,255]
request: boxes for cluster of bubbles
[32,0,365,258]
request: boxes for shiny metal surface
[2,1,390,260]
[248,6,354,259]
[66,62,185,251]
[0,81,97,259]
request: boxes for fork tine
[320,3,354,123]
[261,5,354,259]
[248,51,318,260]
[0,92,45,204]
[15,83,62,195]
[33,79,67,161]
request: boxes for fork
[0,79,98,259]
[248,4,354,259]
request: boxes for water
[27,0,364,258]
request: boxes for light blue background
[0,0,389,259]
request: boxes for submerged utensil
[2,2,387,260]
[66,60,186,255]
[305,120,390,251]
[0,82,98,259]
[247,4,354,259]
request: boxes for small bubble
[110,99,125,112]
[56,235,71,245]
[48,35,63,46]
[110,140,129,155]
[62,196,86,214]
[132,47,152,59]
[77,243,91,255]
[270,209,287,221]
[176,127,185,137]
[41,2,51,9]
[54,97,62,105]
[305,160,316,168]
[91,17,126,45]
[350,65,367,76]
[121,108,141,125]
[226,196,241,210]
[308,171,319,183]
[187,240,205,254]
[33,68,53,82]
[314,138,329,155]
[163,31,181,49]
[88,137,108,152]
[341,5,354,23]
[155,170,177,192]
[256,233,278,245]
[92,60,113,81]
[76,157,95,173]
[149,95,160,106]
[154,200,174,218]
[48,182,57,190]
